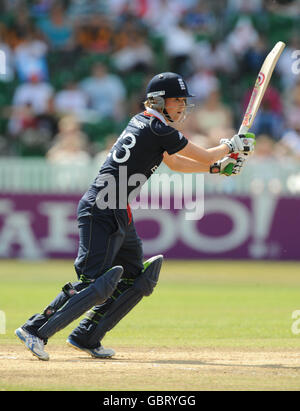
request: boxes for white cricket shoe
[15,327,49,361]
[66,337,115,358]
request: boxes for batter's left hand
[220,132,256,155]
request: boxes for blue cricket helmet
[146,72,195,99]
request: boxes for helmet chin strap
[163,99,191,124]
[163,108,174,123]
[163,106,188,124]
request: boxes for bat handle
[229,125,250,158]
[238,125,249,135]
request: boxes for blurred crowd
[0,0,300,165]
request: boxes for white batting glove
[210,155,245,176]
[220,132,256,155]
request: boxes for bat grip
[230,125,250,159]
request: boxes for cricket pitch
[1,344,300,391]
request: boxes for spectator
[80,62,126,121]
[175,115,209,148]
[36,2,74,50]
[163,20,196,76]
[112,31,154,73]
[277,82,300,160]
[254,134,276,159]
[30,0,54,19]
[67,0,109,23]
[277,35,300,91]
[107,0,150,21]
[284,82,300,132]
[73,15,114,53]
[46,115,91,165]
[14,27,49,82]
[187,68,220,103]
[142,0,184,35]
[0,25,14,82]
[11,71,54,115]
[183,1,217,35]
[265,0,300,16]
[190,86,234,138]
[247,133,282,189]
[8,102,38,138]
[242,36,268,74]
[54,80,88,118]
[7,101,57,157]
[192,38,237,74]
[226,16,259,59]
[7,2,32,48]
[34,96,59,141]
[275,126,300,161]
[85,15,114,53]
[226,0,263,14]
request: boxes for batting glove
[210,155,245,176]
[220,132,256,155]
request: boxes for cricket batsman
[15,72,255,360]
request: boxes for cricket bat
[230,41,286,160]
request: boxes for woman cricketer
[15,72,255,360]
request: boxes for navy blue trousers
[74,200,143,282]
[23,199,144,344]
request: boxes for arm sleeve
[150,118,188,155]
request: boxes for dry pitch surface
[1,344,300,391]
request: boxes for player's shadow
[103,357,300,371]
[152,359,300,370]
[62,356,300,371]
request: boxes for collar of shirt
[145,107,168,126]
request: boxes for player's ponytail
[144,96,165,112]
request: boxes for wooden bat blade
[238,41,285,135]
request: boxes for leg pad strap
[37,266,123,340]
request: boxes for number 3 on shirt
[111,131,136,163]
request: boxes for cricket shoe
[66,337,115,359]
[15,327,49,361]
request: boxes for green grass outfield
[1,259,300,349]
